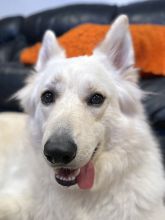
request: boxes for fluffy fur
[0,15,165,220]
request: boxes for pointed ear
[94,15,134,72]
[36,30,65,71]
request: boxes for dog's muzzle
[44,134,98,189]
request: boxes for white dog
[0,15,165,220]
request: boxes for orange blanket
[20,24,165,77]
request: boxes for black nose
[44,134,77,164]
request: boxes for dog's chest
[32,183,131,220]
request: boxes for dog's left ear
[36,30,65,71]
[94,15,135,81]
[94,16,142,115]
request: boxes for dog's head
[17,15,143,190]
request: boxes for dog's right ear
[36,30,65,71]
[15,31,65,114]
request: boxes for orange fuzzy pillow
[20,23,165,77]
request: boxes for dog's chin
[54,147,98,190]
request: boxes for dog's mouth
[55,147,98,189]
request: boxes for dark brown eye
[87,93,105,107]
[41,90,55,106]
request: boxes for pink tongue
[76,161,95,190]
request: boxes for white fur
[0,15,165,220]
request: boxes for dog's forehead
[41,55,115,88]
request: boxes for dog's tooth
[63,177,67,181]
[68,176,72,181]
[75,169,80,177]
[59,176,64,180]
[56,175,60,179]
[70,176,76,181]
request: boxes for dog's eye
[87,93,105,107]
[41,90,55,106]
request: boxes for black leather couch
[0,0,165,161]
